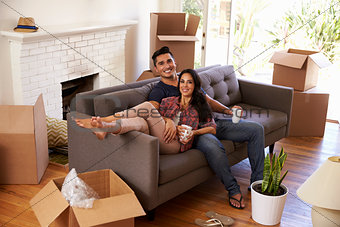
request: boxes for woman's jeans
[193,118,265,196]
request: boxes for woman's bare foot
[92,131,107,140]
[75,118,93,128]
[90,116,122,140]
[90,117,107,140]
[90,116,104,128]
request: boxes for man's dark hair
[152,46,174,66]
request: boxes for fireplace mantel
[1,20,137,42]
[1,20,137,119]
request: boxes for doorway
[182,0,234,68]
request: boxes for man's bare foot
[229,193,245,209]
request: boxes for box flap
[33,94,49,183]
[72,194,145,226]
[287,48,318,55]
[185,14,200,35]
[152,13,186,35]
[309,52,332,68]
[269,51,308,69]
[158,35,199,42]
[30,180,70,227]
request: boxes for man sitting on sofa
[147,46,264,209]
[76,46,265,209]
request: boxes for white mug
[232,108,243,124]
[181,124,192,140]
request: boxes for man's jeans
[193,118,265,196]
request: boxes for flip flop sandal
[195,218,223,227]
[206,211,234,226]
[229,194,245,210]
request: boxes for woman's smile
[180,73,194,97]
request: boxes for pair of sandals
[195,211,234,226]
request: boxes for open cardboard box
[289,87,329,137]
[0,94,49,184]
[270,48,332,91]
[150,13,200,73]
[30,169,145,227]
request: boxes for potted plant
[251,147,289,225]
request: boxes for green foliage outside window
[267,0,340,63]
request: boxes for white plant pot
[251,180,288,225]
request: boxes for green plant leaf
[262,154,271,192]
[272,163,281,195]
[279,170,288,186]
[261,147,288,195]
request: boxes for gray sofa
[67,65,293,215]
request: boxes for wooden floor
[1,122,339,227]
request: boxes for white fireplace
[1,20,137,119]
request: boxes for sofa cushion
[159,149,208,185]
[94,82,157,116]
[198,65,242,107]
[238,103,288,135]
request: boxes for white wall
[0,0,163,104]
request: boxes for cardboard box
[289,87,329,137]
[0,94,49,184]
[30,169,145,227]
[270,49,332,91]
[150,13,200,73]
[136,70,159,81]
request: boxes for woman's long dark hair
[178,69,212,123]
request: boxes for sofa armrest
[238,79,294,136]
[67,113,159,210]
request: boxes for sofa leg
[146,209,156,221]
[269,143,275,153]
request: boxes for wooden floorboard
[0,122,339,226]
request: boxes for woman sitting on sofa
[79,69,216,154]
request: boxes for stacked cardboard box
[149,13,200,74]
[30,169,145,227]
[0,94,49,184]
[270,49,332,136]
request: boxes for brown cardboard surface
[270,49,332,91]
[73,194,143,226]
[269,51,308,69]
[287,48,318,55]
[0,94,48,184]
[30,169,145,227]
[0,105,34,134]
[150,13,200,73]
[157,42,196,72]
[0,134,38,184]
[154,13,186,35]
[185,14,200,36]
[30,180,69,227]
[289,89,329,137]
[136,70,159,81]
[34,94,49,183]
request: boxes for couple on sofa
[76,46,265,209]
